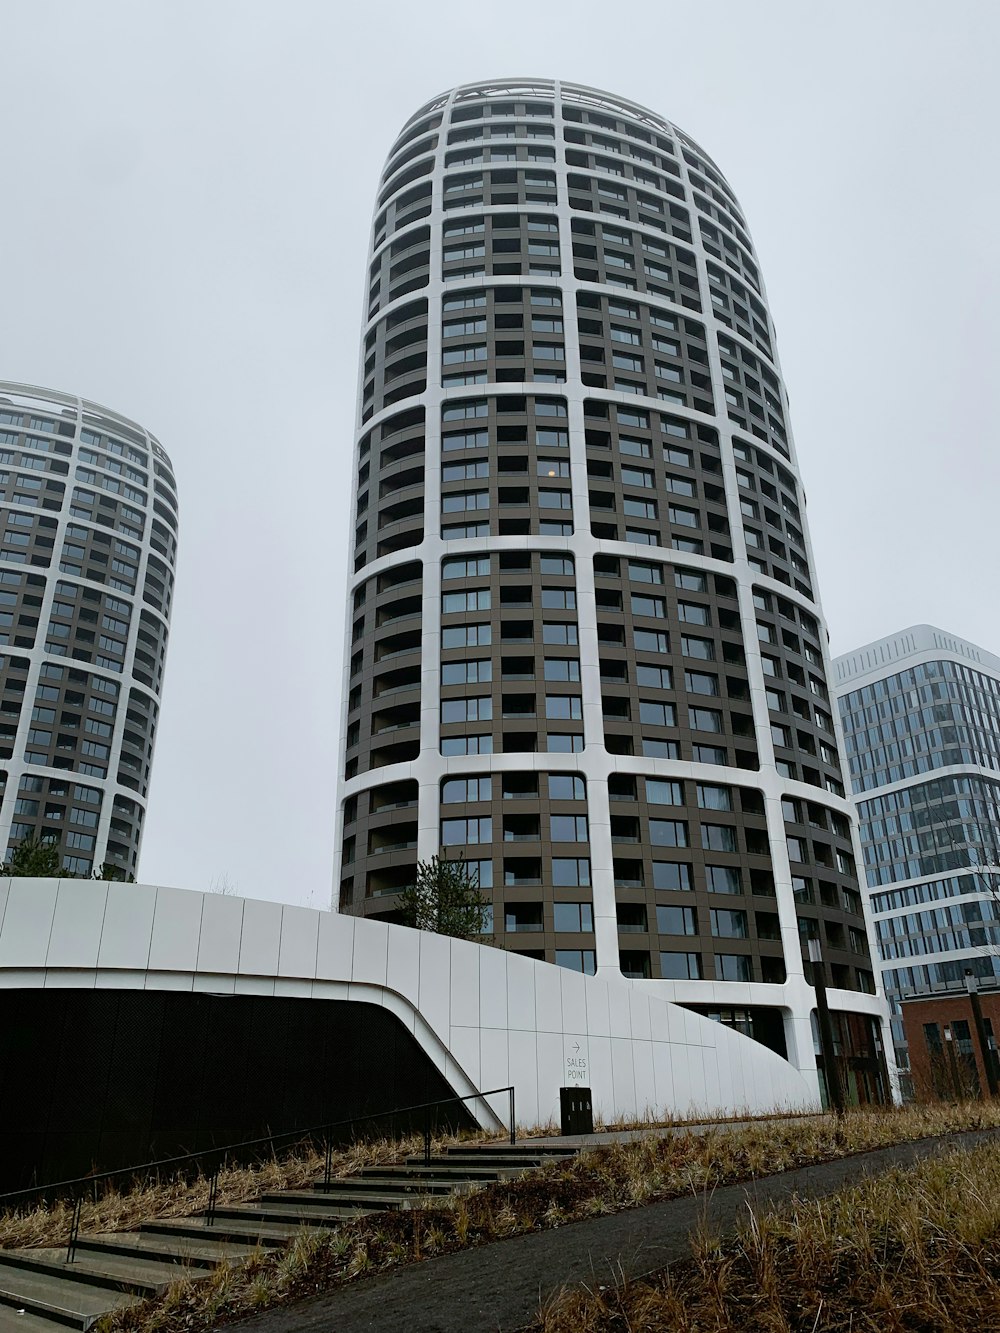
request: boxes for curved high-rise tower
[0,380,177,878]
[335,79,888,1099]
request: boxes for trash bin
[559,1085,594,1136]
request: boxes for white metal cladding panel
[197,893,244,974]
[508,1029,539,1119]
[47,880,108,968]
[534,1029,564,1121]
[449,933,481,1028]
[146,967,195,993]
[0,880,819,1123]
[559,965,589,1036]
[96,881,155,970]
[533,957,564,1032]
[478,940,509,1029]
[351,914,390,987]
[148,885,203,972]
[193,971,237,995]
[275,975,314,1000]
[233,973,275,997]
[387,916,422,1001]
[700,1045,723,1109]
[479,1026,510,1102]
[586,1037,614,1112]
[608,983,632,1040]
[610,1037,637,1111]
[238,898,283,977]
[652,1039,676,1107]
[583,978,611,1038]
[446,1023,483,1089]
[0,879,59,966]
[317,907,356,980]
[632,1037,658,1116]
[506,953,538,1032]
[277,905,321,978]
[416,928,452,1035]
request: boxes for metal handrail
[0,1085,515,1262]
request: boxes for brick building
[900,983,1000,1100]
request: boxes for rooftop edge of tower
[833,625,1000,690]
[0,377,174,471]
[394,77,729,185]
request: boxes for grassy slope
[63,1102,1000,1333]
[535,1138,1000,1331]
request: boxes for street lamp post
[808,938,846,1116]
[964,969,999,1098]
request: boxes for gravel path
[232,1127,1000,1333]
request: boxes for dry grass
[0,1107,803,1253]
[533,1139,1000,1331]
[82,1101,1000,1333]
[0,1134,452,1251]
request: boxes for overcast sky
[2,1,997,906]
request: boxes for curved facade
[835,625,1000,1086]
[0,875,820,1185]
[334,80,888,1096]
[0,380,177,878]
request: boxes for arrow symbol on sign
[571,1042,580,1053]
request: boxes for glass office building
[835,625,1000,1087]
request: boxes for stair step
[231,1203,377,1223]
[395,1161,538,1175]
[314,1175,456,1195]
[435,1150,571,1163]
[0,1135,577,1330]
[234,1195,382,1217]
[67,1250,214,1289]
[73,1233,229,1271]
[444,1144,575,1156]
[0,1250,159,1300]
[257,1203,375,1220]
[0,1270,140,1330]
[0,1305,61,1333]
[209,1203,374,1227]
[140,1220,293,1248]
[79,1232,263,1268]
[259,1188,391,1208]
[259,1187,412,1209]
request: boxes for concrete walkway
[232,1126,1000,1333]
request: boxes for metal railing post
[0,1083,521,1233]
[66,1195,83,1265]
[205,1168,220,1228]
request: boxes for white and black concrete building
[0,381,177,879]
[835,625,1000,1090]
[334,80,890,1107]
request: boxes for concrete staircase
[0,1142,576,1331]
